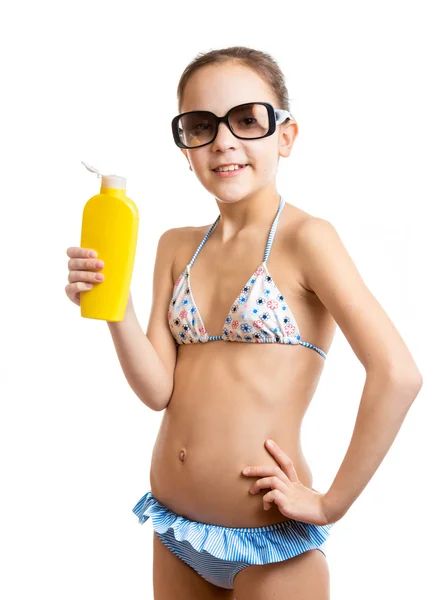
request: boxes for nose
[211,121,239,151]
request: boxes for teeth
[215,164,243,172]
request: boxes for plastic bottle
[79,161,139,321]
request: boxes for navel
[178,447,187,463]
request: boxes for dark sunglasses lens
[177,103,270,148]
[178,111,216,148]
[229,103,269,138]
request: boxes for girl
[66,46,422,599]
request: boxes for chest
[181,237,311,339]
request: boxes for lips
[212,164,250,178]
[212,164,249,171]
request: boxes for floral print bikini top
[167,195,327,359]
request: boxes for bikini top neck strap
[263,195,285,263]
[188,214,220,268]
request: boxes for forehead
[180,63,277,115]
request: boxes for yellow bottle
[80,162,139,321]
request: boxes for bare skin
[149,201,336,599]
[69,61,421,599]
[149,201,337,529]
[143,62,342,598]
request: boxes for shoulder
[156,223,207,252]
[157,222,212,275]
[288,212,343,292]
[284,202,332,242]
[295,215,339,253]
[281,203,329,266]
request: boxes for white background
[1,1,443,598]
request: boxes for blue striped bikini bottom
[132,490,334,590]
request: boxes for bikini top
[167,196,327,359]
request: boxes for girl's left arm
[296,218,423,525]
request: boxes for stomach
[149,341,325,528]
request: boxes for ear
[278,119,299,158]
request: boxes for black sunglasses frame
[171,102,292,149]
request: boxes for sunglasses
[171,102,292,149]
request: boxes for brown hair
[176,45,293,116]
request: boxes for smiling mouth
[212,164,250,172]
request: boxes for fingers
[65,246,105,306]
[66,247,97,259]
[262,489,285,511]
[243,465,289,489]
[67,247,104,272]
[243,465,283,478]
[64,281,94,306]
[265,440,299,483]
[67,268,104,283]
[248,475,288,495]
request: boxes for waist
[149,398,313,527]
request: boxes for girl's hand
[65,247,105,306]
[241,439,329,526]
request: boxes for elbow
[394,375,423,397]
[404,371,423,407]
[146,387,174,412]
[398,367,423,394]
[373,362,423,391]
[412,370,423,391]
[141,395,170,412]
[366,364,424,403]
[152,398,171,412]
[401,372,423,407]
[144,372,174,411]
[400,372,423,397]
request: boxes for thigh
[152,531,235,600]
[233,548,330,600]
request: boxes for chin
[212,190,251,204]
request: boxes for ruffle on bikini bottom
[132,490,334,565]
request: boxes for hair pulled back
[176,45,293,116]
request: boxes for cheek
[253,154,278,175]
[188,149,208,170]
[250,140,278,168]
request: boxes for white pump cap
[101,174,126,189]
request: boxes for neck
[213,185,282,244]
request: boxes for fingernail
[88,250,97,258]
[267,440,274,447]
[243,468,250,474]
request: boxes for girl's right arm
[106,229,179,411]
[66,228,179,412]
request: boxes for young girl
[66,46,423,599]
